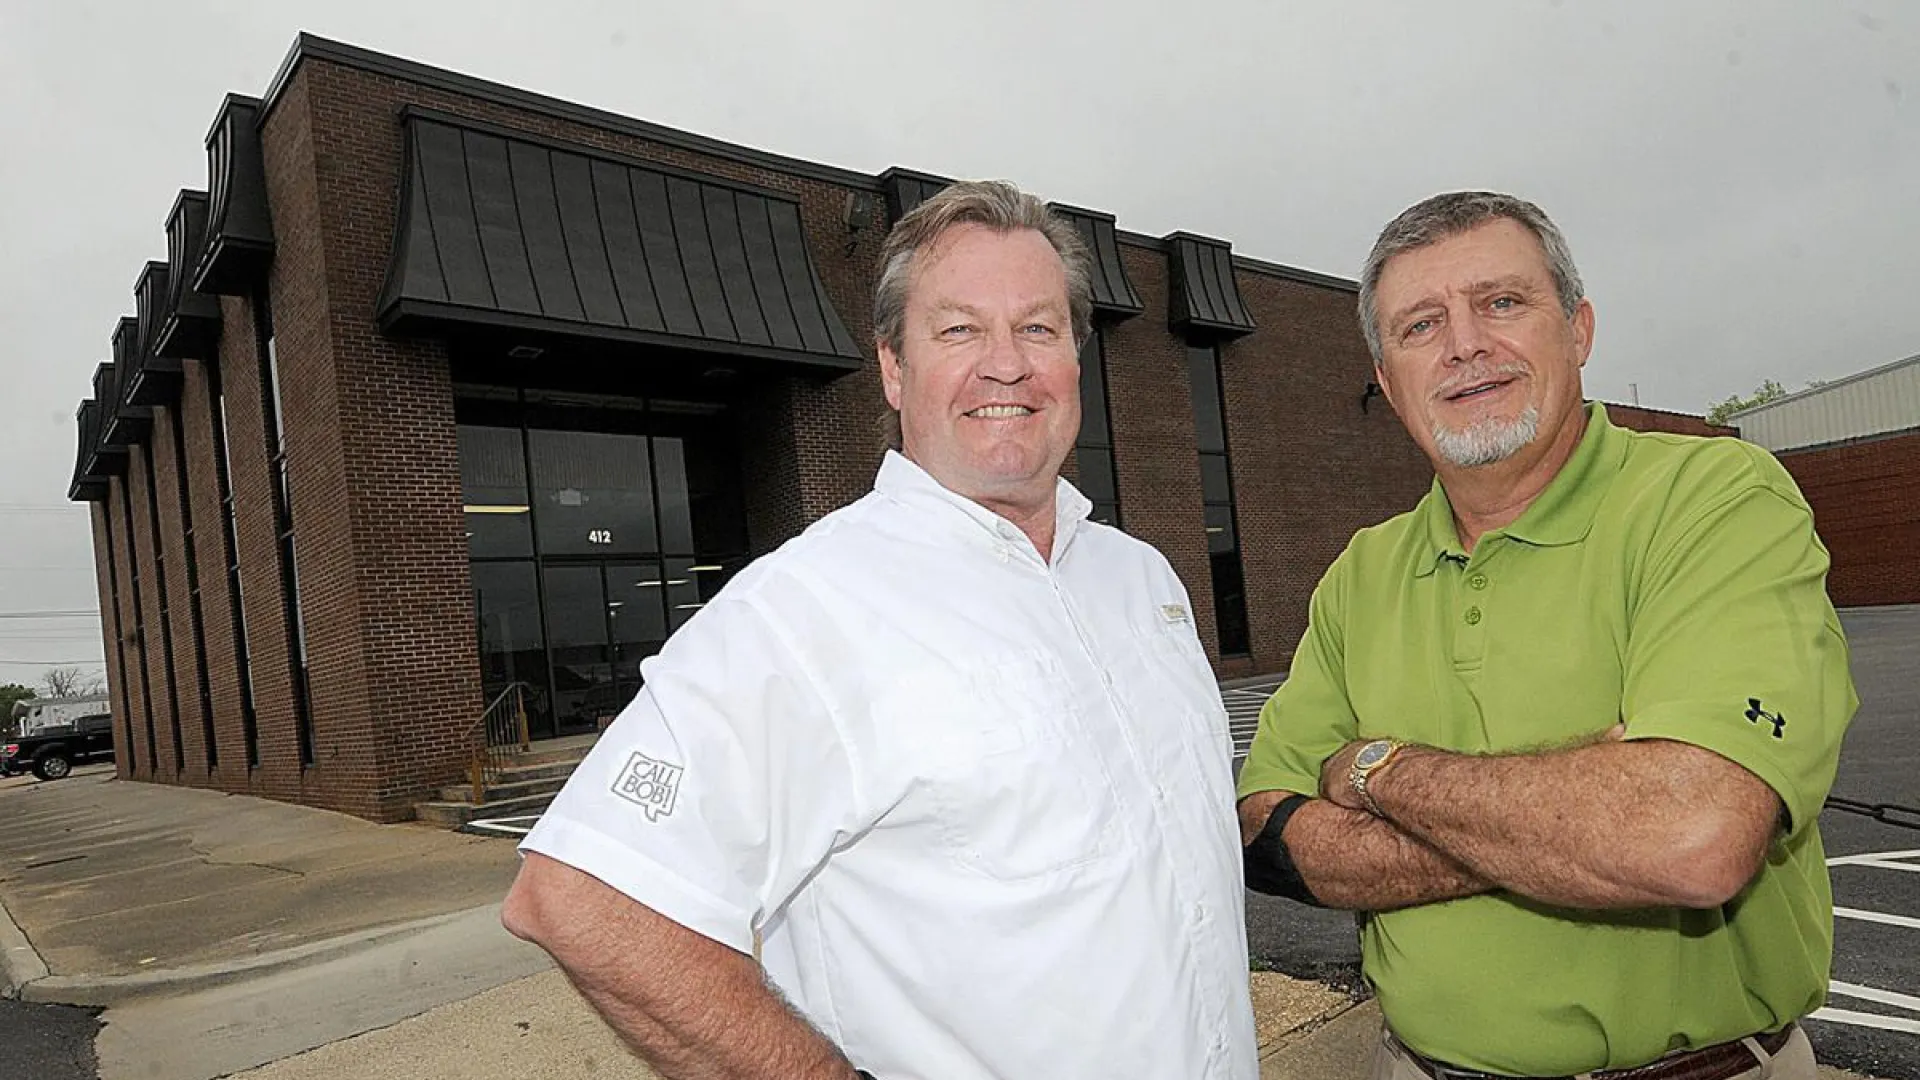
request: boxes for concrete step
[492,758,585,785]
[437,773,569,805]
[415,790,559,828]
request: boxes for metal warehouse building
[1732,354,1920,608]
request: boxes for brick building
[63,35,1709,820]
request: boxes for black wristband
[1243,794,1323,906]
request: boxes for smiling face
[878,223,1082,519]
[1372,217,1594,473]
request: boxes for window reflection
[530,430,656,557]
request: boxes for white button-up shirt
[523,452,1256,1079]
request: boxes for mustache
[1432,365,1529,402]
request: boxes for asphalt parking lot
[1238,605,1920,1078]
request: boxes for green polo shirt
[1238,404,1856,1076]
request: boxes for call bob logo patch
[612,751,684,821]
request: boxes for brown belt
[1399,1023,1796,1080]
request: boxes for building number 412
[587,529,613,545]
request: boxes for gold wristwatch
[1348,739,1405,817]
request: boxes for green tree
[1706,379,1788,427]
[0,683,35,732]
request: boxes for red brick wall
[178,357,252,787]
[213,290,307,803]
[1774,430,1920,607]
[1602,402,1735,438]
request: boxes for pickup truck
[0,712,115,780]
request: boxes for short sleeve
[1620,484,1857,834]
[520,593,862,953]
[1237,561,1361,801]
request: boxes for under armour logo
[1744,698,1786,739]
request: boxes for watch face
[1356,741,1392,768]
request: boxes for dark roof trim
[193,95,274,296]
[378,111,864,375]
[877,167,953,223]
[1165,232,1255,338]
[157,189,223,360]
[1049,203,1142,318]
[129,262,184,407]
[1116,227,1359,294]
[263,34,882,193]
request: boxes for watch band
[1349,739,1405,817]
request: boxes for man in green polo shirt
[1237,191,1854,1080]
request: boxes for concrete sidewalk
[0,768,523,1003]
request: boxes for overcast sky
[0,0,1913,683]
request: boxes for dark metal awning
[1166,232,1255,339]
[378,109,864,375]
[157,189,223,359]
[877,167,952,224]
[93,357,146,463]
[69,400,111,502]
[1050,204,1142,318]
[193,95,275,297]
[129,261,183,406]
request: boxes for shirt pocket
[1127,622,1236,785]
[880,651,1122,883]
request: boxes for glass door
[472,561,553,740]
[542,564,616,736]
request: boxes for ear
[1374,355,1402,412]
[1570,298,1595,369]
[878,339,905,410]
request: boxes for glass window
[1204,504,1238,554]
[607,562,671,649]
[1200,453,1233,505]
[1210,551,1250,656]
[1078,448,1118,507]
[459,425,534,558]
[530,430,657,557]
[1186,345,1227,454]
[654,437,695,555]
[1077,332,1111,449]
[685,430,749,556]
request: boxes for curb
[4,903,496,1008]
[0,893,50,999]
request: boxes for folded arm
[1323,736,1781,909]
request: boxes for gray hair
[1357,191,1585,364]
[873,180,1095,362]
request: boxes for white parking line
[1809,1007,1920,1034]
[1834,906,1920,931]
[1829,849,1920,867]
[1829,980,1920,1014]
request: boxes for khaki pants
[1372,1025,1818,1080]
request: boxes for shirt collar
[1413,402,1626,576]
[873,450,1091,562]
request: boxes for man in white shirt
[504,180,1257,1080]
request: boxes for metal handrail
[466,681,532,804]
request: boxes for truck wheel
[33,752,72,781]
